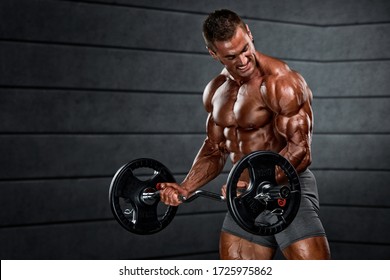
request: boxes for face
[209,25,257,80]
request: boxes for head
[202,9,257,80]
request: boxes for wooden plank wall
[0,0,389,260]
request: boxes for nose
[237,53,248,66]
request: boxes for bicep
[263,71,313,142]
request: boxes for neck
[228,65,262,86]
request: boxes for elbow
[295,146,312,173]
[286,144,311,173]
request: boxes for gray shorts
[221,169,326,250]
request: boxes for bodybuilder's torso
[210,73,284,164]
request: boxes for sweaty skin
[159,25,330,259]
[159,26,312,205]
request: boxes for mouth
[237,61,252,72]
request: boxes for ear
[246,24,254,41]
[207,47,218,60]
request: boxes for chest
[211,78,272,128]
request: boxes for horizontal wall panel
[321,206,390,244]
[0,42,220,92]
[84,0,390,26]
[320,24,390,60]
[329,242,390,260]
[0,213,225,259]
[1,90,388,134]
[0,134,388,180]
[0,0,206,54]
[0,135,205,180]
[249,21,390,61]
[311,134,390,170]
[1,43,388,97]
[289,60,390,98]
[0,174,228,227]
[314,170,390,207]
[1,1,388,61]
[313,98,390,133]
[0,178,113,226]
[0,90,206,133]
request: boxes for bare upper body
[159,10,330,261]
[160,25,313,205]
[204,51,313,167]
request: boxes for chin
[238,66,255,78]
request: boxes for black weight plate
[226,151,301,236]
[109,158,177,235]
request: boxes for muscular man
[159,9,330,260]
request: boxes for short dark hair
[202,9,247,50]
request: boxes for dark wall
[0,0,389,260]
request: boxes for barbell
[109,150,301,236]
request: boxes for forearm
[181,139,228,193]
[279,142,311,174]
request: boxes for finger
[158,182,184,196]
[166,188,178,205]
[159,187,172,204]
[161,188,182,206]
[165,183,190,198]
[159,182,178,190]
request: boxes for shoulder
[202,69,228,113]
[259,54,312,115]
[256,52,290,76]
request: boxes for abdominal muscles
[224,124,285,164]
